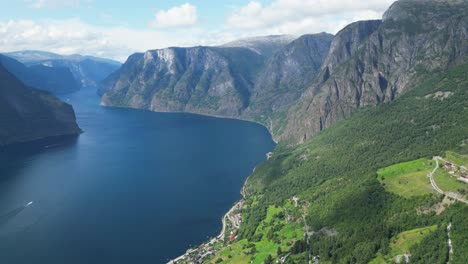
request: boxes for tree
[277,246,283,256]
[264,254,273,264]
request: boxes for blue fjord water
[0,89,275,263]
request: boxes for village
[169,154,467,264]
[443,160,468,183]
[168,201,244,264]
[428,155,468,204]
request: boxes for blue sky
[5,1,240,29]
[1,0,394,61]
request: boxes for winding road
[429,157,468,204]
[429,158,445,194]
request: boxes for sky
[0,0,395,62]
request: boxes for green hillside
[210,63,468,263]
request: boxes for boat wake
[0,201,33,226]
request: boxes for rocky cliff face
[101,47,265,117]
[281,0,468,142]
[0,63,81,146]
[101,34,333,124]
[242,33,333,124]
[320,20,382,77]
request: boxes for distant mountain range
[4,50,121,93]
[0,54,79,94]
[220,35,297,56]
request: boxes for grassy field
[369,225,437,263]
[377,159,435,198]
[433,169,468,196]
[390,225,437,255]
[211,203,304,264]
[446,151,468,167]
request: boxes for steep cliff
[282,0,468,142]
[0,63,81,146]
[242,33,333,130]
[101,35,333,124]
[101,47,265,117]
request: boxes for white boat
[25,201,33,207]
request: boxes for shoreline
[100,103,279,144]
[104,99,275,263]
[168,185,248,264]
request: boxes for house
[461,170,467,179]
[445,162,453,169]
[229,231,236,242]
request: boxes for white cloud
[151,3,198,28]
[1,0,396,62]
[26,0,93,9]
[226,0,393,34]
[0,19,233,62]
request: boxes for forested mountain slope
[0,63,81,146]
[209,61,468,264]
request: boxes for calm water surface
[0,89,275,263]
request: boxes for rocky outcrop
[320,20,382,78]
[0,63,81,146]
[281,0,468,142]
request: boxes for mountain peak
[220,35,298,56]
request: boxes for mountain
[97,52,144,96]
[101,0,467,144]
[220,35,297,56]
[280,0,468,142]
[0,62,81,146]
[5,50,121,90]
[243,33,333,131]
[102,46,265,116]
[100,34,333,124]
[0,54,80,94]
